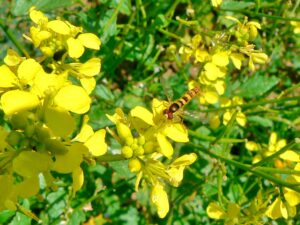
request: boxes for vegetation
[0,0,299,224]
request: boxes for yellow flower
[129,98,189,158]
[211,0,222,7]
[151,183,169,218]
[166,153,197,186]
[73,116,107,156]
[265,197,296,219]
[267,132,299,162]
[207,202,240,224]
[291,21,300,34]
[26,7,101,59]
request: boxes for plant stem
[0,19,30,58]
[190,143,300,192]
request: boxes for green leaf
[46,189,67,220]
[94,84,115,101]
[99,9,118,44]
[109,0,131,15]
[109,160,132,178]
[11,0,73,16]
[237,75,280,98]
[0,210,15,224]
[119,206,139,225]
[153,14,169,28]
[247,115,273,127]
[67,209,85,225]
[9,200,31,225]
[221,1,255,10]
[201,183,218,197]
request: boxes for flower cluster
[107,98,197,218]
[179,17,268,127]
[246,132,298,165]
[0,8,106,211]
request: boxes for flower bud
[128,158,142,173]
[125,136,134,146]
[24,124,35,137]
[249,25,258,40]
[10,112,29,130]
[251,53,268,64]
[35,126,51,141]
[45,139,68,155]
[6,131,22,146]
[144,141,155,154]
[137,136,145,145]
[134,146,144,156]
[116,122,132,140]
[122,146,133,158]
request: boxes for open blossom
[26,7,101,58]
[107,99,197,218]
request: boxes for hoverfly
[162,86,200,120]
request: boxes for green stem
[220,9,300,22]
[188,129,246,143]
[96,154,125,162]
[158,28,183,41]
[198,96,300,113]
[103,0,125,35]
[0,19,30,58]
[251,139,298,167]
[189,143,300,192]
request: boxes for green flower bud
[6,131,22,146]
[24,124,35,137]
[45,139,68,155]
[122,146,133,158]
[19,138,30,149]
[128,158,142,173]
[35,126,51,141]
[10,112,29,130]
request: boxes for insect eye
[170,103,179,112]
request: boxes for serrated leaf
[12,0,73,16]
[247,115,273,127]
[202,183,218,197]
[109,160,132,178]
[109,0,131,15]
[94,84,115,101]
[221,1,255,10]
[67,209,86,225]
[238,75,280,98]
[99,9,118,44]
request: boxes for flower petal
[77,33,101,50]
[130,106,154,125]
[151,183,169,218]
[54,85,91,114]
[0,65,18,88]
[85,129,107,156]
[163,123,189,142]
[67,37,85,58]
[47,20,70,35]
[206,202,226,219]
[157,133,173,158]
[1,90,40,115]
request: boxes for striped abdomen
[163,87,200,120]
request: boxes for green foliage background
[0,0,299,224]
